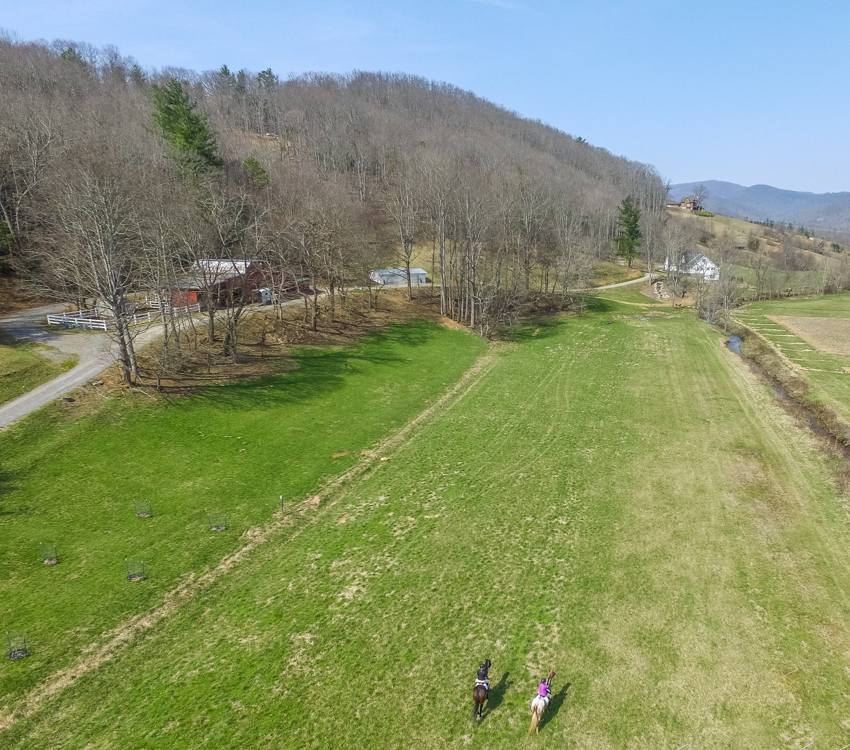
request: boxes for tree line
[0,34,672,381]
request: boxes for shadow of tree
[538,681,571,732]
[164,320,440,412]
[481,671,511,721]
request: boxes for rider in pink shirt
[538,679,551,702]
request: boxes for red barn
[171,260,276,310]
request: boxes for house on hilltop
[680,196,702,212]
[664,251,720,281]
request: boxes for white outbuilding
[369,268,428,285]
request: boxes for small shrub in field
[134,500,152,518]
[207,513,227,531]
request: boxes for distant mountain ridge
[669,180,850,231]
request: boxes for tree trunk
[115,326,134,384]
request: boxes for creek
[727,332,848,455]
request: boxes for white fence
[130,312,156,324]
[170,303,201,316]
[46,308,109,331]
[46,308,162,331]
[145,299,201,316]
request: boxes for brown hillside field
[767,315,850,355]
[0,278,51,314]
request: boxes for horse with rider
[529,670,555,733]
[471,659,492,720]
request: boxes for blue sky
[4,0,848,193]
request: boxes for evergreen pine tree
[151,78,223,175]
[615,196,643,268]
[243,157,269,187]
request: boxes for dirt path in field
[595,297,656,307]
[0,343,502,732]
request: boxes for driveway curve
[0,305,156,429]
[595,272,652,289]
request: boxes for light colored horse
[529,670,556,734]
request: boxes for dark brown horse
[472,659,492,720]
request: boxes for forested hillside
[0,35,667,375]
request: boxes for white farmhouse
[369,268,428,285]
[664,251,719,281]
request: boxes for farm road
[0,298,309,428]
[595,271,651,289]
[383,272,653,293]
[0,304,161,428]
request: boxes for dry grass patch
[767,315,850,355]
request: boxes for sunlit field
[3,305,850,749]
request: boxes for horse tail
[529,709,541,734]
[472,697,479,721]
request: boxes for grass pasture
[595,283,661,306]
[4,305,850,748]
[0,321,486,702]
[0,336,76,406]
[734,293,850,421]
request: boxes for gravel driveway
[0,305,160,428]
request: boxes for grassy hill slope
[0,336,77,405]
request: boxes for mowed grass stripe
[6,308,850,749]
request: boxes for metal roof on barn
[372,268,427,276]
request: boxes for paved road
[0,305,161,429]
